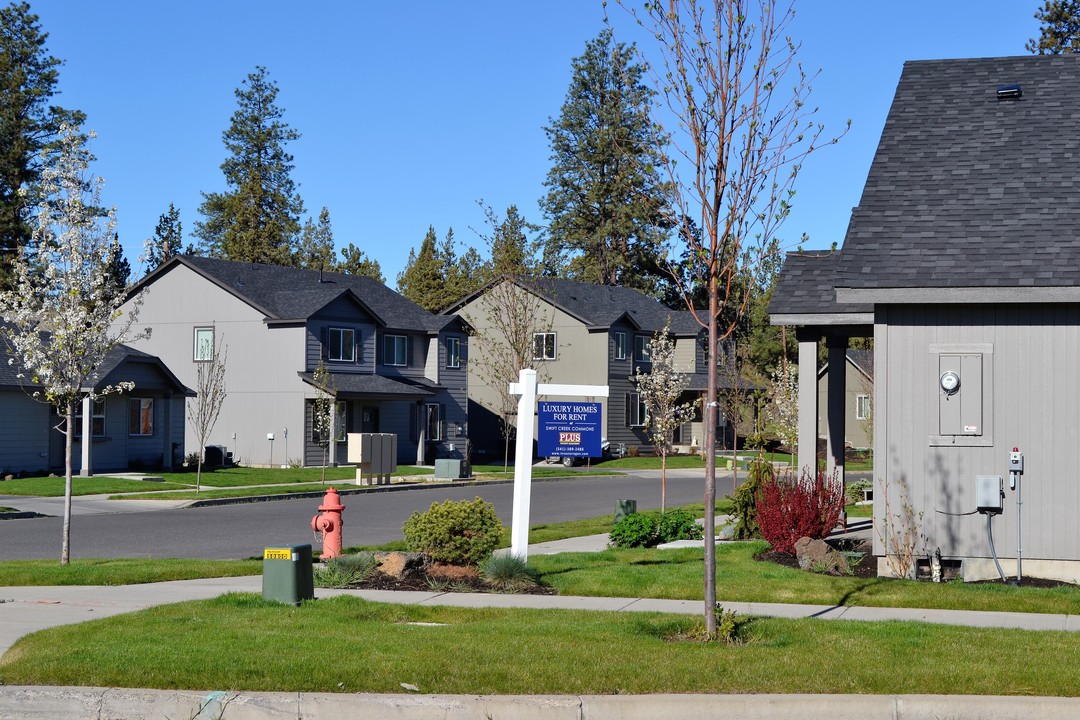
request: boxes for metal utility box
[976,475,1003,514]
[434,458,470,479]
[262,544,314,605]
[615,499,637,523]
[347,433,397,485]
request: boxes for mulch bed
[337,563,558,595]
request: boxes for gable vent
[996,83,1022,100]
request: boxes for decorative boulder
[794,537,849,575]
[372,551,427,579]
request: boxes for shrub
[845,479,872,505]
[480,554,540,592]
[656,509,702,543]
[402,497,502,566]
[314,553,377,588]
[730,457,775,539]
[609,513,657,548]
[756,469,845,555]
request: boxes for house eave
[770,312,875,326]
[836,287,1080,304]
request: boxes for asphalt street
[0,468,736,560]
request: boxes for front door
[361,406,379,434]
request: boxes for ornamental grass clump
[402,497,502,566]
[480,554,541,592]
[314,553,377,589]
[756,470,845,555]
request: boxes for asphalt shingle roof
[522,278,701,335]
[769,251,872,316]
[836,54,1080,290]
[157,256,456,332]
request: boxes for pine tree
[541,28,669,293]
[143,203,183,272]
[396,226,445,311]
[337,242,384,282]
[482,203,540,278]
[1027,0,1080,54]
[0,2,85,286]
[296,207,336,270]
[195,66,304,265]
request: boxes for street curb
[0,688,1077,720]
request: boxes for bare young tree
[310,360,336,483]
[187,330,227,492]
[634,320,697,512]
[622,0,844,636]
[0,125,147,564]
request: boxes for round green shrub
[402,496,503,566]
[609,512,657,548]
[656,509,703,543]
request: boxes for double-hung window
[614,332,627,360]
[193,327,214,362]
[856,395,870,420]
[384,334,408,366]
[626,392,647,427]
[533,332,556,361]
[328,327,355,362]
[75,398,106,438]
[446,337,462,369]
[129,398,154,436]
[426,403,442,441]
[635,335,651,363]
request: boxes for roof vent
[996,83,1022,100]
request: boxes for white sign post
[508,368,608,559]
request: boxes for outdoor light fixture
[939,371,961,396]
[996,84,1022,100]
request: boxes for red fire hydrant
[311,487,345,561]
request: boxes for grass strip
[0,593,1075,695]
[0,558,261,586]
[0,477,193,496]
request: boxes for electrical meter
[976,475,1004,514]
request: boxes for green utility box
[615,499,637,523]
[262,544,314,605]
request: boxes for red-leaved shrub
[756,470,845,555]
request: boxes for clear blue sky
[31,1,1041,284]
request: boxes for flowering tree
[634,320,697,512]
[0,124,147,564]
[769,363,799,453]
[310,360,336,483]
[187,330,227,492]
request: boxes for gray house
[0,341,190,475]
[771,54,1080,582]
[447,277,745,459]
[123,256,469,468]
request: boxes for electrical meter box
[976,475,1003,514]
[1009,450,1024,473]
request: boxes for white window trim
[533,332,557,361]
[446,337,461,369]
[614,332,627,360]
[426,403,442,441]
[75,398,106,438]
[193,327,214,362]
[129,398,154,436]
[635,335,651,363]
[856,394,870,420]
[627,392,647,427]
[384,334,408,367]
[328,327,356,363]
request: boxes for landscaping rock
[794,537,849,575]
[373,552,426,579]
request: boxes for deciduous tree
[541,28,670,295]
[188,330,227,493]
[195,66,304,265]
[1027,0,1080,54]
[0,1,85,287]
[0,125,147,564]
[310,360,335,483]
[622,0,843,636]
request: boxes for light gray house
[771,55,1080,581]
[816,349,872,451]
[0,341,190,475]
[447,277,746,460]
[123,256,469,468]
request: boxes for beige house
[816,349,872,450]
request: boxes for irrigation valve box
[976,475,1004,515]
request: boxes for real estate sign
[537,401,601,458]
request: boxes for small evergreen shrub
[756,470,845,555]
[656,509,703,543]
[402,497,502,566]
[845,479,872,504]
[609,513,657,548]
[731,456,775,539]
[480,554,540,592]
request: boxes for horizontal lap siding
[880,304,1080,561]
[0,394,50,473]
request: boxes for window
[311,400,348,443]
[635,335,651,363]
[533,332,556,361]
[614,332,627,360]
[129,398,154,436]
[446,337,461,369]
[328,327,356,362]
[384,335,408,366]
[626,392,647,427]
[74,398,106,438]
[193,327,214,362]
[426,403,442,441]
[856,395,870,420]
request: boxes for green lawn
[0,558,261,586]
[1,593,1076,695]
[0,476,193,496]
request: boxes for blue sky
[31,1,1041,284]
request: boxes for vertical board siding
[882,303,1080,561]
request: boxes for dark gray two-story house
[124,256,469,468]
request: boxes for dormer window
[328,328,356,362]
[635,335,651,363]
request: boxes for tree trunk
[61,400,74,565]
[196,459,203,493]
[660,449,668,513]
[703,279,718,637]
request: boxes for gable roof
[135,256,462,333]
[835,54,1080,304]
[769,251,873,323]
[447,276,701,336]
[817,348,873,381]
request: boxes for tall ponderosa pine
[483,203,540,278]
[541,28,669,294]
[195,66,304,265]
[296,207,336,271]
[397,226,445,311]
[1027,0,1080,54]
[0,1,85,286]
[337,242,384,282]
[143,203,183,272]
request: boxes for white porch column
[796,330,819,476]
[80,394,92,478]
[826,337,848,487]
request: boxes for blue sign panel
[537,401,602,458]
